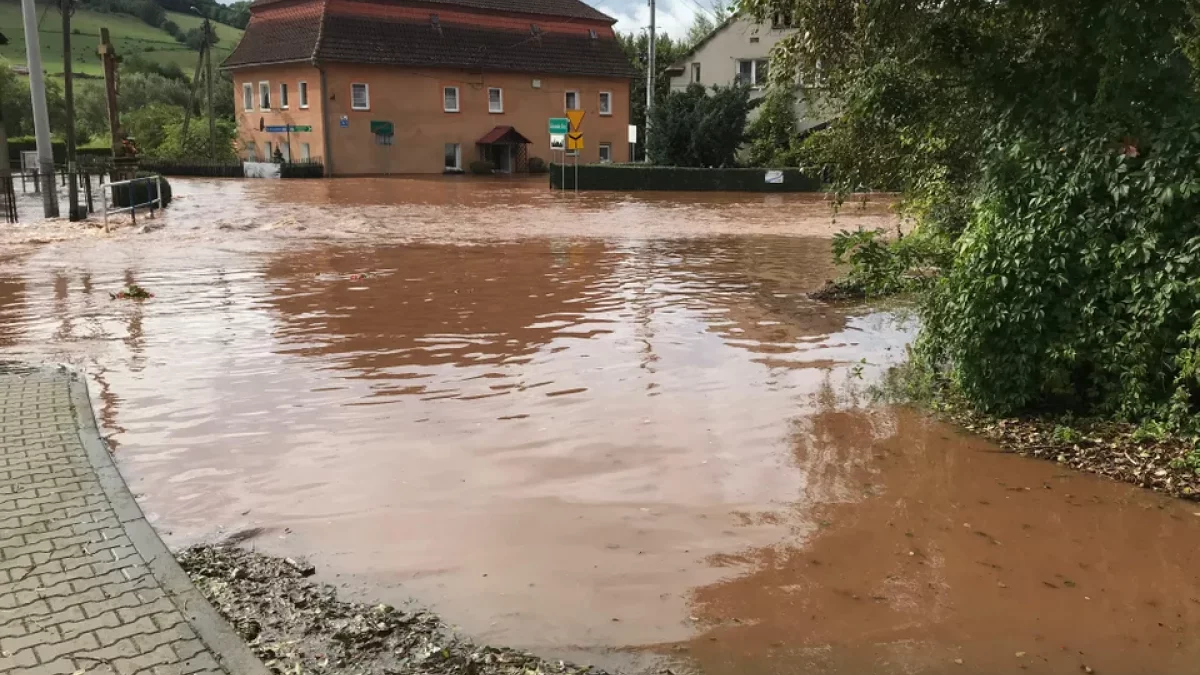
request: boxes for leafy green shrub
[527,157,547,174]
[647,83,753,167]
[469,160,494,175]
[918,119,1200,422]
[830,227,952,298]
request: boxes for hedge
[7,139,111,165]
[548,163,822,192]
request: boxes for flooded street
[3,178,1200,674]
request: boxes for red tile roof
[225,0,637,78]
[250,0,614,22]
[312,14,637,77]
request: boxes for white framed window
[242,83,253,111]
[599,91,612,116]
[444,86,460,112]
[259,81,271,110]
[692,62,701,83]
[565,90,579,110]
[599,142,612,163]
[280,143,291,162]
[279,82,289,109]
[488,87,503,113]
[298,81,309,108]
[300,143,310,160]
[444,143,461,170]
[351,83,370,110]
[245,142,257,161]
[264,141,273,159]
[735,59,769,86]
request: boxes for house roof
[250,0,614,22]
[225,1,637,78]
[666,13,738,71]
[477,126,532,144]
[313,14,637,77]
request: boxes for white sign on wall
[550,134,566,151]
[628,125,638,144]
[765,170,784,184]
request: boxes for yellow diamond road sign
[567,132,584,151]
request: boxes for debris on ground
[944,408,1200,500]
[807,280,865,302]
[177,545,611,675]
[109,284,154,300]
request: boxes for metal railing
[102,175,164,233]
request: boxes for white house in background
[665,12,831,131]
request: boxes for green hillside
[0,0,241,78]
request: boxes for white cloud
[592,0,699,39]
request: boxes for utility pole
[182,10,217,157]
[21,0,60,217]
[61,0,81,220]
[99,29,121,153]
[205,17,215,158]
[645,0,655,163]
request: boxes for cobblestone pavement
[0,366,268,675]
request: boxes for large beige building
[224,0,636,175]
[665,13,830,131]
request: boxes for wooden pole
[99,28,121,154]
[205,18,216,159]
[61,0,81,221]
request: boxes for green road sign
[549,118,570,135]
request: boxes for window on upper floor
[280,82,289,109]
[299,81,309,108]
[599,91,612,116]
[691,63,701,83]
[259,81,271,110]
[242,83,253,111]
[772,10,794,29]
[488,87,503,113]
[351,83,370,110]
[444,86,460,112]
[565,90,579,110]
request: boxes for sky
[591,0,704,39]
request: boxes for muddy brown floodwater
[3,177,1200,674]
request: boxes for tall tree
[741,0,1200,423]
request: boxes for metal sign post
[549,118,569,191]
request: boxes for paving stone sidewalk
[0,366,269,675]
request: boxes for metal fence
[102,175,164,232]
[1,176,15,224]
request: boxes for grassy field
[0,0,241,78]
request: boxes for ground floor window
[245,142,257,161]
[264,141,273,160]
[599,142,612,163]
[280,143,291,162]
[300,143,311,161]
[444,143,461,171]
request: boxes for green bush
[469,160,495,175]
[647,83,753,167]
[527,157,547,174]
[549,163,821,191]
[111,172,172,209]
[917,118,1200,423]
